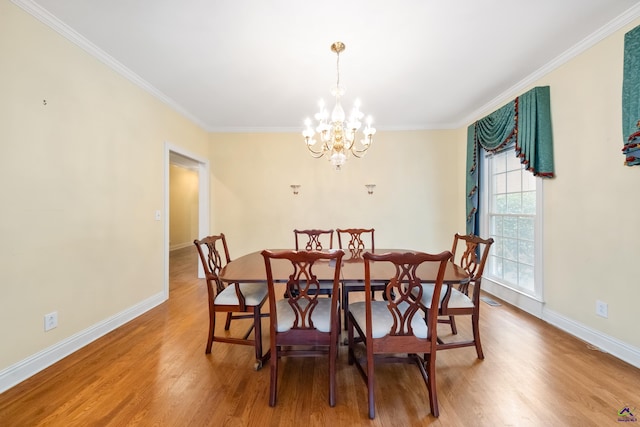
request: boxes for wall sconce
[365,184,376,195]
[290,184,301,195]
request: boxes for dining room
[2,0,640,425]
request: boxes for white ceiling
[14,0,640,132]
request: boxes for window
[480,146,541,298]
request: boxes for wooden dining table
[219,248,470,285]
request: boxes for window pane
[492,235,503,257]
[493,172,506,194]
[506,170,521,193]
[490,216,503,237]
[519,264,535,291]
[518,217,534,240]
[506,193,522,214]
[523,171,536,191]
[490,255,503,278]
[494,194,507,213]
[503,237,518,261]
[506,152,522,171]
[522,191,536,214]
[503,217,518,238]
[504,259,518,283]
[494,153,507,173]
[518,239,534,265]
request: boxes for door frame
[164,141,210,297]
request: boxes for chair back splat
[336,228,375,330]
[262,249,344,407]
[294,229,334,251]
[336,227,375,258]
[347,250,453,419]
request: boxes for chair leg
[253,309,264,369]
[347,313,357,365]
[269,346,278,407]
[426,353,439,417]
[449,315,457,334]
[329,317,338,407]
[367,345,375,419]
[472,313,484,359]
[342,289,349,330]
[224,312,232,330]
[205,310,215,354]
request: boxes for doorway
[164,142,210,298]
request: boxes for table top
[219,249,469,284]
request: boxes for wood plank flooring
[1,246,639,426]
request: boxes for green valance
[622,24,640,166]
[466,86,555,234]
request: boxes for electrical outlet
[595,300,608,318]
[44,312,58,331]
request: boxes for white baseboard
[0,292,166,393]
[543,308,640,369]
[483,278,640,369]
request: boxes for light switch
[155,210,161,221]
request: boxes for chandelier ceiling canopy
[303,41,376,170]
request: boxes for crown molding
[459,3,640,127]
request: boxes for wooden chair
[347,250,453,419]
[294,228,334,251]
[261,249,344,407]
[294,229,335,296]
[193,234,269,370]
[336,228,376,329]
[416,233,494,359]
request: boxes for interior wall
[169,165,199,250]
[208,129,467,258]
[534,18,640,349]
[464,17,640,357]
[0,2,209,371]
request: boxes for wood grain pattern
[1,246,639,426]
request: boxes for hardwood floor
[1,246,639,426]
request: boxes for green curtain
[622,24,640,166]
[466,86,555,235]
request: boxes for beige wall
[208,130,467,257]
[0,2,209,370]
[169,165,199,250]
[535,18,640,348]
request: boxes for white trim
[482,279,640,369]
[460,3,640,127]
[0,292,165,393]
[482,277,544,318]
[543,308,640,369]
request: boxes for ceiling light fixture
[303,41,376,170]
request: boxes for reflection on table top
[219,249,469,284]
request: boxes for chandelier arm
[306,143,327,158]
[350,146,370,158]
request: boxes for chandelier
[302,41,376,170]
